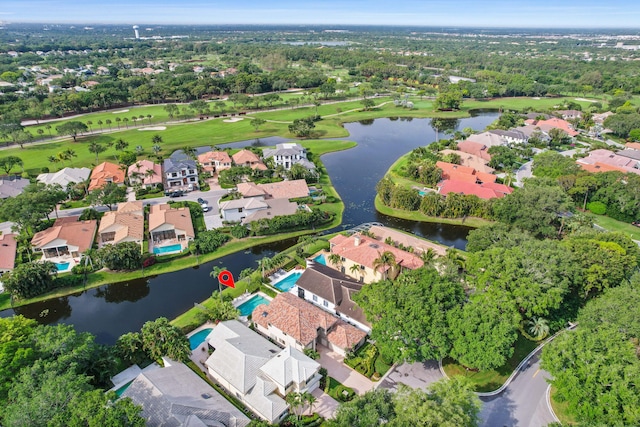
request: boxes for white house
[263,143,316,171]
[37,167,91,188]
[163,150,198,191]
[205,320,321,424]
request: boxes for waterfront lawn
[592,214,640,240]
[442,334,538,392]
[374,195,492,229]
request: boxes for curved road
[479,352,556,427]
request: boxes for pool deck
[187,322,216,356]
[269,268,304,287]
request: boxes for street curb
[373,362,398,389]
[546,384,561,423]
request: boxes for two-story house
[197,150,232,176]
[97,201,144,248]
[262,143,316,171]
[163,150,199,191]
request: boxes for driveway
[515,160,533,187]
[376,360,443,391]
[310,388,339,420]
[317,346,375,395]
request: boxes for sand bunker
[575,98,599,103]
[138,126,166,131]
[223,117,244,123]
[112,109,130,114]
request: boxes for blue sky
[2,0,639,28]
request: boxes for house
[436,161,496,184]
[232,149,267,171]
[237,180,310,200]
[148,204,195,253]
[524,117,579,137]
[465,131,506,148]
[37,167,91,188]
[0,233,18,274]
[488,129,528,145]
[457,140,492,161]
[556,110,583,120]
[205,320,321,424]
[197,150,232,176]
[127,160,162,189]
[164,151,199,191]
[122,359,251,427]
[253,293,367,356]
[513,125,551,142]
[593,111,614,125]
[328,234,424,283]
[220,198,299,224]
[439,149,495,174]
[625,142,640,151]
[616,149,640,162]
[88,162,125,191]
[437,179,513,200]
[0,177,29,199]
[31,216,97,263]
[294,263,371,332]
[368,225,448,257]
[263,143,316,171]
[576,149,640,175]
[98,201,144,247]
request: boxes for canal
[1,112,499,343]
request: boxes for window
[360,265,365,270]
[323,300,329,307]
[312,295,318,302]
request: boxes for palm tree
[123,117,129,128]
[210,266,226,298]
[152,144,162,158]
[152,134,163,144]
[115,117,121,129]
[114,138,129,152]
[86,120,93,132]
[257,257,272,277]
[97,120,103,131]
[328,253,342,270]
[181,146,197,160]
[146,114,152,124]
[105,119,112,130]
[45,124,52,138]
[305,393,317,416]
[349,263,360,278]
[420,248,437,267]
[373,251,397,280]
[48,155,61,170]
[285,392,307,421]
[88,141,106,162]
[131,116,138,126]
[527,317,550,340]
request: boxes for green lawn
[550,386,578,425]
[442,334,539,392]
[325,376,355,402]
[592,214,640,241]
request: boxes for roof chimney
[354,235,361,246]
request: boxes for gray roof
[0,177,29,199]
[263,143,306,159]
[259,346,320,391]
[242,198,298,224]
[164,151,197,174]
[489,129,527,141]
[617,149,640,161]
[220,198,268,212]
[37,167,91,187]
[296,264,370,327]
[121,361,250,427]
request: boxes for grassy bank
[374,195,492,228]
[550,387,578,425]
[592,215,640,241]
[442,334,538,392]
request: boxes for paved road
[515,160,533,187]
[479,352,556,427]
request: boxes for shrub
[142,255,157,268]
[52,274,84,289]
[230,224,249,239]
[587,201,607,215]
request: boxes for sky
[2,0,640,28]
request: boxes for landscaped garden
[344,342,392,381]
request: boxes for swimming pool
[115,380,133,397]
[312,254,327,265]
[237,294,270,317]
[55,262,70,272]
[418,190,427,196]
[189,328,213,350]
[153,243,183,255]
[272,271,302,292]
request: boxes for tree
[152,134,163,144]
[140,317,191,363]
[526,317,550,340]
[2,261,57,299]
[355,268,464,363]
[360,98,375,111]
[448,293,520,370]
[288,118,315,137]
[52,390,145,427]
[251,118,266,131]
[465,223,533,253]
[56,121,88,141]
[164,104,179,119]
[96,242,143,271]
[328,389,396,427]
[114,138,129,152]
[197,292,239,321]
[0,156,23,175]
[577,282,640,341]
[0,316,38,400]
[492,184,572,238]
[434,89,463,111]
[88,141,107,162]
[372,250,397,280]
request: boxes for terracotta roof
[98,207,144,243]
[252,293,338,347]
[436,161,476,177]
[238,180,309,200]
[438,179,513,200]
[578,162,629,173]
[198,151,232,173]
[440,149,494,173]
[457,140,492,161]
[149,204,195,238]
[476,172,497,183]
[626,142,640,151]
[328,234,424,272]
[577,149,639,174]
[326,321,367,351]
[31,217,97,253]
[88,162,125,191]
[117,201,144,214]
[368,225,447,257]
[128,160,162,186]
[0,233,17,271]
[232,150,262,166]
[524,118,578,137]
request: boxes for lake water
[1,112,499,344]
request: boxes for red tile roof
[31,217,98,253]
[328,234,424,272]
[438,179,513,200]
[89,162,125,191]
[436,161,476,178]
[0,233,17,271]
[457,140,492,161]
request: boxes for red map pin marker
[218,270,235,289]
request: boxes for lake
[1,112,499,343]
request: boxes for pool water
[272,271,302,292]
[313,254,327,265]
[237,295,270,317]
[418,191,427,196]
[55,262,70,272]
[189,328,213,350]
[115,380,133,397]
[153,243,183,255]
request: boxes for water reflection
[94,279,151,303]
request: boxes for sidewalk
[318,345,375,395]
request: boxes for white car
[201,204,211,213]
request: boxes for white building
[263,143,315,171]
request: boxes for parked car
[197,197,208,205]
[169,190,184,198]
[201,204,211,212]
